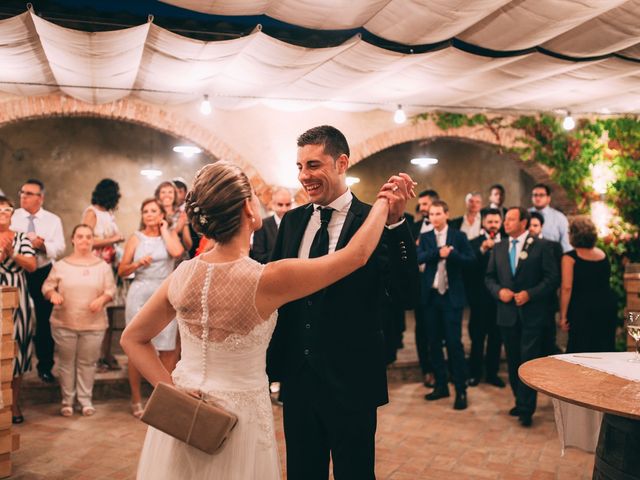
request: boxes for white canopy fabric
[0,5,638,114]
[162,0,640,54]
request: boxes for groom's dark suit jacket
[266,195,418,409]
[484,234,558,328]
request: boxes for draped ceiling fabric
[0,1,639,114]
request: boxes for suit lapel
[335,195,366,251]
[514,234,532,277]
[286,205,314,258]
[445,227,454,247]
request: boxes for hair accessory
[199,215,208,225]
[193,206,200,213]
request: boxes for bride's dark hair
[185,161,253,244]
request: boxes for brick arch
[350,117,576,213]
[0,94,273,204]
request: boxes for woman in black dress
[559,216,617,353]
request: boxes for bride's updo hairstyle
[185,161,253,244]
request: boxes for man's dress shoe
[453,392,468,410]
[424,387,450,401]
[509,406,521,417]
[39,372,56,384]
[485,376,506,388]
[519,415,532,427]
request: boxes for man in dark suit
[412,189,439,239]
[485,207,559,427]
[466,208,505,388]
[411,189,439,387]
[250,187,293,264]
[418,199,474,410]
[267,125,418,479]
[529,211,563,356]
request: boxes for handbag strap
[198,263,214,391]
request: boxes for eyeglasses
[0,207,14,213]
[531,193,548,197]
[18,190,41,197]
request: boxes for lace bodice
[168,256,274,344]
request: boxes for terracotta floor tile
[12,348,594,479]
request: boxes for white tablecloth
[550,352,639,454]
[553,352,640,382]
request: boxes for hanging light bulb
[562,113,575,130]
[200,94,212,115]
[394,105,406,124]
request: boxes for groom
[267,125,418,479]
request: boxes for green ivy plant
[415,111,640,327]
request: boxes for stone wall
[348,137,536,218]
[0,117,215,251]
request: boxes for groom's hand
[379,173,416,225]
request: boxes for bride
[121,161,414,479]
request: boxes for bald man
[251,188,293,263]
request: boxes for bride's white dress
[136,256,281,479]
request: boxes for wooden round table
[519,356,640,479]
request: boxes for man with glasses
[529,183,571,253]
[11,179,65,383]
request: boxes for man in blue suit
[418,199,474,410]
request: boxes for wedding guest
[155,181,192,254]
[42,224,116,417]
[412,189,439,238]
[172,177,188,210]
[250,187,293,264]
[485,207,558,427]
[419,200,474,410]
[530,210,563,355]
[412,189,439,387]
[81,178,124,372]
[118,198,184,418]
[529,183,572,252]
[81,179,123,264]
[560,216,617,352]
[11,179,65,384]
[450,192,483,240]
[0,196,36,424]
[466,209,505,388]
[121,160,414,479]
[482,184,508,219]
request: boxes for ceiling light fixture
[393,104,406,124]
[140,168,163,179]
[173,145,202,158]
[346,176,360,187]
[200,94,212,115]
[562,112,575,130]
[410,157,438,167]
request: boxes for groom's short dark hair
[297,125,350,161]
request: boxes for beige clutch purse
[141,382,238,455]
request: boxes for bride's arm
[256,196,390,317]
[120,277,176,386]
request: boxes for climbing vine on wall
[416,111,640,322]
